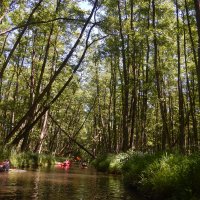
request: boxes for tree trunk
[183,10,198,152]
[4,0,99,144]
[117,0,129,152]
[193,0,200,105]
[34,110,48,154]
[0,0,44,96]
[152,0,169,151]
[175,0,185,153]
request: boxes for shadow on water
[0,163,144,200]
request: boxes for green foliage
[122,151,159,187]
[0,0,200,175]
[92,153,128,173]
[108,152,128,174]
[91,153,114,172]
[93,152,200,200]
[184,154,200,199]
[140,154,187,199]
[10,151,55,168]
[10,151,38,167]
[0,145,11,161]
[126,153,200,199]
[38,154,56,167]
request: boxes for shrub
[91,154,114,172]
[122,152,159,188]
[108,152,128,174]
[0,145,11,161]
[10,151,38,167]
[92,152,200,200]
[38,154,55,167]
[91,153,129,173]
[139,153,200,199]
[10,151,56,168]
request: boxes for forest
[0,0,200,159]
[2,0,200,199]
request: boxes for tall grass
[0,145,11,161]
[92,151,200,200]
[138,153,200,199]
[10,151,56,168]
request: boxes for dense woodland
[0,0,200,158]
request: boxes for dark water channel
[0,163,143,200]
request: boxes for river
[0,163,144,200]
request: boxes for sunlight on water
[0,164,143,200]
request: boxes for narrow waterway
[0,163,143,200]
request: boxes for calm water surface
[0,163,143,200]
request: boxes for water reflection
[0,164,143,200]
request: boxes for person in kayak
[62,160,71,167]
[3,160,10,171]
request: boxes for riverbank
[91,151,200,200]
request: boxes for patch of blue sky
[78,1,92,11]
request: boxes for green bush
[38,154,56,167]
[108,152,128,174]
[122,152,159,188]
[0,145,11,161]
[93,152,200,200]
[91,154,114,172]
[137,153,200,199]
[10,151,56,168]
[10,151,38,167]
[140,154,184,199]
[184,154,200,199]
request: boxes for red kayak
[55,160,71,169]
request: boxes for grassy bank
[0,147,57,168]
[91,151,200,200]
[9,151,57,168]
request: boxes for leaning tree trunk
[0,0,44,98]
[4,0,99,145]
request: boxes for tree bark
[117,0,129,152]
[175,0,185,153]
[152,0,169,151]
[193,0,200,105]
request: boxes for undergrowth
[92,151,200,200]
[9,151,56,168]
